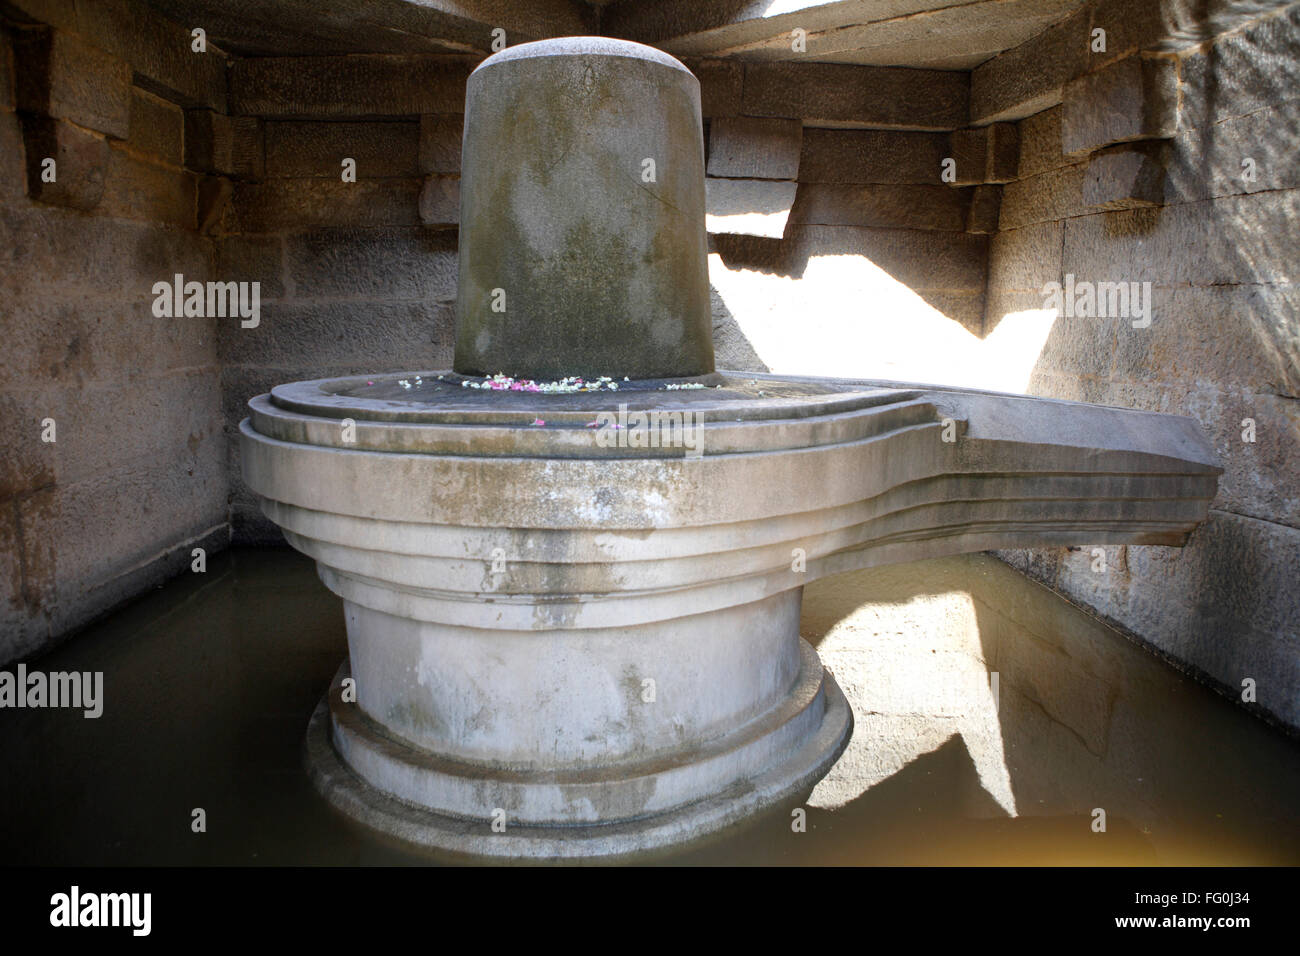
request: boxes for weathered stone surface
[605,0,1082,72]
[0,172,225,663]
[230,54,476,118]
[184,110,264,179]
[984,288,1052,332]
[1110,283,1300,403]
[1061,190,1300,287]
[38,371,221,488]
[771,1,1085,72]
[1086,0,1175,67]
[214,234,286,299]
[27,448,227,636]
[1084,379,1300,529]
[18,114,107,210]
[790,183,969,232]
[0,28,14,112]
[230,178,421,231]
[1003,510,1300,730]
[13,28,131,138]
[0,389,56,501]
[998,162,1087,230]
[1180,3,1300,129]
[714,224,990,294]
[742,62,968,130]
[220,300,454,368]
[986,121,1020,182]
[706,116,801,180]
[0,0,76,31]
[705,177,795,238]
[76,0,227,110]
[417,173,459,226]
[920,291,987,335]
[99,143,197,227]
[0,198,210,297]
[1084,141,1168,209]
[196,174,232,234]
[1166,102,1300,204]
[285,227,457,301]
[966,184,1002,233]
[418,114,462,174]
[799,128,949,184]
[0,112,24,203]
[1033,309,1123,381]
[455,39,713,380]
[946,122,1018,185]
[265,120,419,178]
[681,57,741,117]
[971,7,1090,123]
[2,299,216,392]
[1204,390,1300,526]
[1061,54,1179,156]
[124,0,588,59]
[1017,104,1068,178]
[0,499,34,649]
[1,484,58,659]
[709,222,996,368]
[947,127,988,185]
[987,219,1063,291]
[128,87,183,165]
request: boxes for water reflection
[0,549,1296,865]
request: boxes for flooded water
[1,548,1297,866]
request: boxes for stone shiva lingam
[240,37,1221,858]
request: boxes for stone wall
[983,4,1300,730]
[0,0,229,662]
[694,60,1002,381]
[213,59,468,540]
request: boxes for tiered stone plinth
[243,35,1220,859]
[241,371,1220,857]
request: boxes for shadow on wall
[709,282,769,371]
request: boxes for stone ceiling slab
[601,0,1088,68]
[140,0,592,56]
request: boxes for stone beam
[1061,53,1178,155]
[137,0,592,57]
[229,54,478,118]
[600,0,1077,69]
[742,62,968,129]
[602,0,959,49]
[971,0,1295,125]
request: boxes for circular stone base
[304,656,853,860]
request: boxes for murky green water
[1,548,1297,865]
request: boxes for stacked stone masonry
[986,2,1300,731]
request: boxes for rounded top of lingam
[471,36,694,77]
[453,33,714,382]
